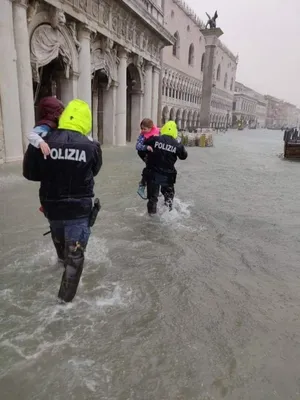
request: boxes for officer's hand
[40,141,50,156]
[147,146,153,152]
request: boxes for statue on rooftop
[205,11,218,29]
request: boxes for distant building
[232,82,266,127]
[161,0,238,130]
[264,96,300,129]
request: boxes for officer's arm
[177,144,188,160]
[92,141,102,176]
[23,144,44,181]
[144,137,155,149]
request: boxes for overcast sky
[185,0,300,106]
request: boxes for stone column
[151,66,160,125]
[199,28,223,128]
[92,88,98,140]
[115,48,128,146]
[131,90,143,141]
[0,0,23,162]
[143,62,153,119]
[12,0,35,152]
[60,73,78,105]
[78,24,91,107]
[103,82,117,145]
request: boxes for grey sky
[185,0,300,106]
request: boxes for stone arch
[188,43,195,66]
[173,31,180,57]
[193,110,198,128]
[162,105,169,124]
[182,109,188,129]
[29,11,79,81]
[224,73,228,89]
[170,107,176,121]
[127,62,142,91]
[126,63,143,142]
[176,108,182,129]
[201,53,205,72]
[187,110,193,129]
[91,45,118,88]
[216,64,221,81]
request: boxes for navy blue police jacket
[23,129,102,220]
[143,135,187,184]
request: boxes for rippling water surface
[1,129,300,400]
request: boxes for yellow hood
[160,121,178,139]
[58,99,91,135]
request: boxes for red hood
[143,126,160,139]
[36,97,64,129]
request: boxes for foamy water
[2,132,300,399]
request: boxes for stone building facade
[0,0,173,162]
[161,0,238,130]
[233,82,267,128]
[264,96,300,129]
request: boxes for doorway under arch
[32,56,65,121]
[91,70,108,144]
[127,63,142,142]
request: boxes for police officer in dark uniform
[143,121,187,215]
[23,99,102,303]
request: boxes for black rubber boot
[58,242,85,303]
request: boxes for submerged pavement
[1,129,300,400]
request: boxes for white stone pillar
[0,0,23,162]
[143,62,153,119]
[115,48,128,146]
[103,82,117,145]
[151,66,160,125]
[60,73,78,105]
[131,90,143,141]
[13,0,35,152]
[92,89,98,140]
[78,24,91,107]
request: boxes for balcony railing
[138,0,164,23]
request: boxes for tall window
[224,73,228,89]
[188,44,194,66]
[230,77,234,91]
[201,53,205,72]
[216,64,221,81]
[173,31,180,57]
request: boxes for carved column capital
[12,0,29,7]
[78,23,95,40]
[118,47,129,59]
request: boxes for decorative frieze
[56,0,164,62]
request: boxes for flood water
[1,129,300,400]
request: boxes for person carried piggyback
[135,118,160,199]
[25,97,65,213]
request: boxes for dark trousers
[138,151,148,186]
[50,217,90,302]
[147,182,175,214]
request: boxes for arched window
[230,77,234,91]
[173,31,180,57]
[224,73,228,89]
[188,44,194,66]
[201,53,205,72]
[216,64,221,81]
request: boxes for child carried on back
[136,118,159,199]
[26,96,64,212]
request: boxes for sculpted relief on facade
[60,0,163,64]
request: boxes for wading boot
[58,242,85,303]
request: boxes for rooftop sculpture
[205,11,218,29]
